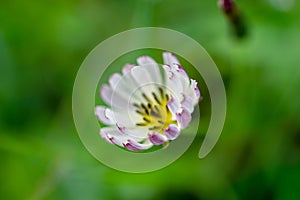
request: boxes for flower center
[134,88,175,132]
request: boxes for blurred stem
[218,0,247,38]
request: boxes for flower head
[95,52,200,151]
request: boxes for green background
[1,0,300,199]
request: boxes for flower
[95,52,200,151]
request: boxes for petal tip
[148,132,167,145]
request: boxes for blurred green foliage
[1,0,300,199]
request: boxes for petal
[130,66,157,101]
[163,52,180,66]
[123,139,153,151]
[95,106,115,125]
[109,73,122,90]
[176,64,189,79]
[131,66,155,86]
[116,124,149,139]
[100,127,129,147]
[112,110,142,128]
[122,64,135,75]
[100,84,134,110]
[148,132,168,145]
[183,79,200,105]
[163,65,183,97]
[164,124,180,140]
[191,79,201,99]
[112,72,143,104]
[137,55,156,66]
[100,84,113,105]
[180,93,195,113]
[100,127,143,147]
[169,64,190,89]
[99,129,113,144]
[176,108,192,129]
[167,96,182,115]
[137,56,162,84]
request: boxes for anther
[152,92,161,105]
[136,123,147,126]
[142,93,151,103]
[143,117,151,123]
[159,87,164,99]
[149,126,161,131]
[141,104,149,115]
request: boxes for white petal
[163,52,180,66]
[108,73,122,90]
[180,93,195,113]
[95,106,115,125]
[137,55,156,66]
[176,64,189,79]
[191,79,201,100]
[113,72,144,104]
[163,65,183,98]
[111,109,143,128]
[167,96,182,115]
[100,127,142,147]
[176,108,192,129]
[131,66,154,85]
[100,84,113,105]
[122,64,135,75]
[100,84,133,110]
[169,64,190,90]
[137,56,162,84]
[99,129,113,144]
[130,66,157,101]
[116,124,149,139]
[183,79,200,105]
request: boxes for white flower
[95,52,200,151]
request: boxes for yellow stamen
[135,88,175,133]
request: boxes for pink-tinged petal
[176,108,192,129]
[122,64,135,74]
[123,139,152,151]
[100,127,144,147]
[123,142,140,151]
[169,64,189,89]
[180,93,194,113]
[163,52,180,66]
[95,106,115,125]
[176,64,188,78]
[148,132,168,145]
[108,134,124,147]
[164,124,180,140]
[100,128,123,146]
[99,129,113,144]
[137,56,156,66]
[191,79,201,99]
[109,73,122,90]
[163,65,184,96]
[167,96,182,115]
[163,65,174,80]
[100,84,113,105]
